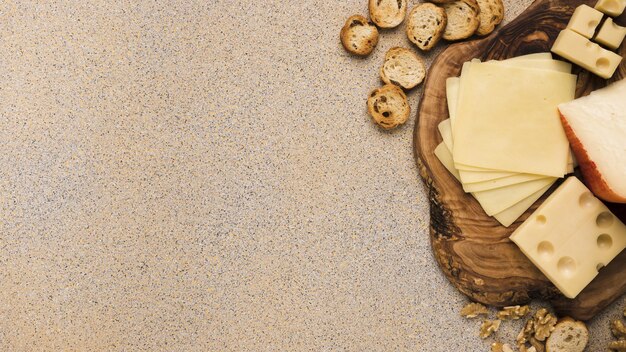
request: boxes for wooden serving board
[414,0,626,320]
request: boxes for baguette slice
[443,0,481,41]
[406,3,447,51]
[367,84,410,130]
[340,15,379,56]
[545,317,588,352]
[369,0,407,28]
[475,0,504,36]
[558,78,626,203]
[380,47,426,89]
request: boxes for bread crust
[369,0,407,28]
[367,84,410,130]
[340,15,379,56]
[406,3,447,51]
[442,0,481,41]
[560,111,626,203]
[379,47,426,89]
[475,0,504,36]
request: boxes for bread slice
[340,15,379,56]
[475,0,504,36]
[380,47,426,89]
[367,84,410,130]
[545,317,588,352]
[442,0,480,41]
[558,78,626,203]
[406,3,447,51]
[369,0,407,28]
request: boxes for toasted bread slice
[369,0,407,28]
[340,15,379,56]
[475,0,504,36]
[406,3,447,51]
[380,47,426,89]
[442,0,480,41]
[545,318,588,352]
[367,84,410,130]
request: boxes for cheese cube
[595,0,626,17]
[551,29,623,79]
[510,177,626,299]
[567,5,604,39]
[595,17,626,49]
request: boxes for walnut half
[612,319,626,340]
[497,305,530,320]
[533,308,557,341]
[491,342,514,352]
[609,340,626,351]
[461,302,489,318]
[480,319,502,339]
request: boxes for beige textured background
[0,0,624,351]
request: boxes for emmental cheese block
[567,4,604,39]
[551,29,623,79]
[510,177,626,298]
[595,17,626,50]
[595,0,626,17]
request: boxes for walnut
[491,342,514,352]
[480,319,502,339]
[461,302,489,318]
[532,308,557,341]
[517,319,535,346]
[520,347,537,352]
[609,340,626,351]
[528,336,545,352]
[498,305,530,320]
[611,319,626,339]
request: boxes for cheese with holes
[551,29,623,79]
[595,0,626,17]
[595,18,626,50]
[510,177,626,298]
[567,5,604,39]
[452,62,574,176]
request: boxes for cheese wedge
[558,78,626,203]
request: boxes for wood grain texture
[414,0,626,320]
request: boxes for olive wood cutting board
[414,0,626,320]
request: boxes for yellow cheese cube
[510,177,626,299]
[595,17,626,49]
[595,0,626,17]
[551,29,623,79]
[567,4,604,39]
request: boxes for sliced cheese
[434,142,461,181]
[446,78,460,129]
[452,62,575,176]
[510,177,626,298]
[493,183,552,227]
[508,53,553,60]
[438,119,454,152]
[493,59,573,72]
[462,174,551,193]
[434,142,556,216]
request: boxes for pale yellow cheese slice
[508,53,553,60]
[463,174,551,192]
[452,62,575,177]
[510,177,626,298]
[438,119,454,152]
[493,183,552,227]
[434,142,556,222]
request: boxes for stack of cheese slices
[434,52,578,227]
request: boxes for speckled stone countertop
[0,1,624,351]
